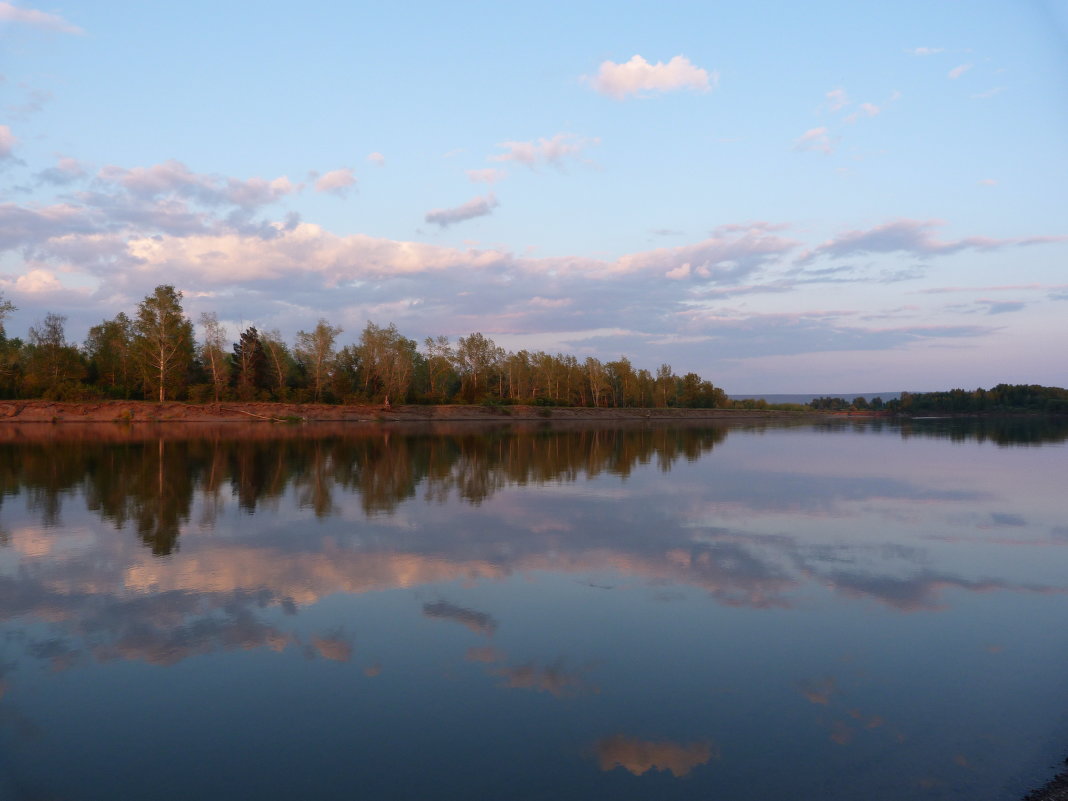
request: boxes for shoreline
[1024,760,1068,801]
[0,399,835,424]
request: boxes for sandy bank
[0,400,822,424]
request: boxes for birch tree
[198,312,230,402]
[295,319,341,402]
[133,285,193,402]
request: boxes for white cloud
[490,133,597,169]
[793,127,833,155]
[0,1,83,34]
[0,124,17,160]
[466,168,508,184]
[978,179,997,186]
[314,168,357,196]
[910,47,944,56]
[826,88,849,112]
[367,152,385,167]
[588,54,716,100]
[948,63,973,80]
[424,193,498,227]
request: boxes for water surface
[1,418,1066,800]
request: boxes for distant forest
[0,285,728,408]
[809,385,1068,414]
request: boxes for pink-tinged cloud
[826,88,849,112]
[589,54,716,100]
[98,160,296,209]
[797,219,1066,264]
[36,156,86,185]
[845,102,879,123]
[0,125,17,160]
[793,127,833,154]
[424,193,497,227]
[366,152,385,167]
[12,267,61,293]
[948,63,973,80]
[0,1,83,34]
[314,168,357,196]
[490,133,597,168]
[541,222,799,280]
[910,46,944,56]
[466,168,507,184]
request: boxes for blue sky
[1,0,1066,392]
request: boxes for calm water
[0,418,1066,800]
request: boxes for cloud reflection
[422,601,498,636]
[595,734,718,777]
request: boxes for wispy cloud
[587,54,716,100]
[466,168,507,184]
[490,133,597,169]
[798,219,1065,264]
[35,156,86,185]
[366,152,385,167]
[424,193,498,227]
[0,1,83,34]
[793,127,833,155]
[975,299,1026,315]
[98,159,296,210]
[844,102,880,124]
[948,63,973,80]
[909,46,944,56]
[825,88,849,112]
[314,167,357,197]
[0,124,17,161]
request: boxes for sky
[1,0,1066,393]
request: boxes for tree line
[0,285,728,408]
[808,385,1068,415]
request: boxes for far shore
[0,399,853,424]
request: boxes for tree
[295,319,341,402]
[454,332,496,402]
[260,328,295,399]
[232,325,267,400]
[423,335,455,402]
[25,312,85,397]
[357,322,417,403]
[655,364,676,407]
[133,285,194,403]
[0,292,14,337]
[198,312,230,402]
[86,313,135,398]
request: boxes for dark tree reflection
[1,417,1061,555]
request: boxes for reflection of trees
[5,417,1063,558]
[808,417,1068,447]
[0,424,729,553]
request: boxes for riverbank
[0,400,826,423]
